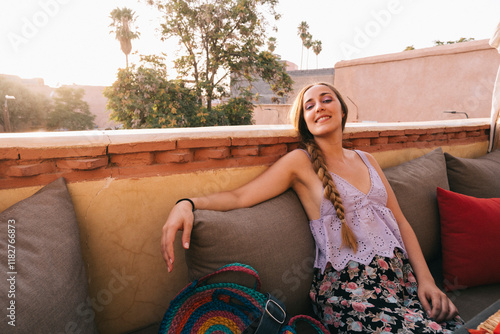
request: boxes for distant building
[230,60,335,105]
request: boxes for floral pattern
[309,249,464,333]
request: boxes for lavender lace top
[304,150,407,273]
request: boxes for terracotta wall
[334,39,500,123]
[0,120,490,190]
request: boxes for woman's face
[302,85,344,138]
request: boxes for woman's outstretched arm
[161,150,308,272]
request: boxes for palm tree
[312,40,322,69]
[109,7,140,68]
[304,33,313,70]
[297,21,309,70]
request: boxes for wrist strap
[176,198,195,211]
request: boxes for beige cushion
[0,178,97,333]
[186,189,315,316]
[383,148,449,262]
[445,149,500,198]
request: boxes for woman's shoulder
[278,149,314,177]
[287,148,312,163]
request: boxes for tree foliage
[297,21,309,70]
[304,32,313,70]
[405,37,475,51]
[434,37,474,46]
[267,37,277,53]
[47,86,95,130]
[312,40,322,69]
[0,76,51,132]
[208,97,254,126]
[146,0,292,111]
[104,55,203,128]
[109,7,140,68]
[104,55,254,128]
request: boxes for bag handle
[197,263,262,291]
[282,315,330,334]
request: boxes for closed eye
[305,103,315,110]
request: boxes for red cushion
[437,187,500,291]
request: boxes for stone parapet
[0,119,490,190]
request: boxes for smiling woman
[161,82,465,332]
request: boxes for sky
[0,0,499,88]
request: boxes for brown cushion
[445,150,500,198]
[186,189,315,316]
[0,178,97,333]
[382,148,449,262]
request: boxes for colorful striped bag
[158,263,329,334]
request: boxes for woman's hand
[417,279,459,323]
[161,200,194,273]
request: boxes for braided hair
[290,83,357,252]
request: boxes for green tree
[0,76,51,132]
[206,97,254,126]
[255,51,293,103]
[297,21,309,70]
[147,0,292,112]
[104,54,205,128]
[47,86,95,130]
[312,40,322,69]
[109,7,140,68]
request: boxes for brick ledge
[0,119,490,189]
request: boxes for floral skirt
[309,249,464,333]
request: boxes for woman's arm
[365,153,459,323]
[161,150,307,272]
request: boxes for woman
[161,83,463,333]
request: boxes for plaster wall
[334,39,500,123]
[253,104,291,125]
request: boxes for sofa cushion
[0,178,97,333]
[437,187,500,291]
[445,150,500,198]
[186,189,315,317]
[382,148,449,262]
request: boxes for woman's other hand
[161,200,194,273]
[417,280,459,323]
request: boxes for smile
[315,116,331,123]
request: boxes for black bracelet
[176,198,195,212]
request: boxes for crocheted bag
[158,263,329,334]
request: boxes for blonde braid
[306,141,358,253]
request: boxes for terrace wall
[335,39,500,123]
[0,120,491,333]
[254,39,500,125]
[0,120,490,190]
